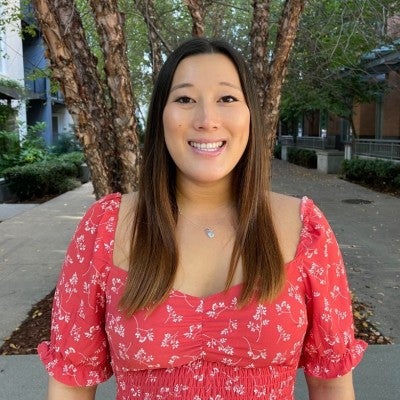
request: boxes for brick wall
[354,102,377,138]
[381,71,400,139]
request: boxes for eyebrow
[170,81,242,92]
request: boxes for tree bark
[32,0,140,198]
[250,0,270,109]
[184,0,206,37]
[89,0,140,191]
[251,0,305,156]
[135,0,164,82]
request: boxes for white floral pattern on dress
[38,194,367,399]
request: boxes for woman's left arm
[305,371,355,400]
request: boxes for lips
[189,141,225,152]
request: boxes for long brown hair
[119,38,285,314]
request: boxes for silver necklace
[178,209,229,239]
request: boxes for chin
[190,172,233,185]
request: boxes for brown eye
[175,96,193,104]
[219,95,238,103]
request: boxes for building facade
[280,15,400,161]
[0,1,72,145]
[0,0,27,136]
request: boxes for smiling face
[162,53,250,188]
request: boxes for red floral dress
[38,193,367,399]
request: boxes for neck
[176,176,234,213]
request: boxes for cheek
[237,111,250,143]
[163,105,183,131]
[163,109,176,146]
[163,111,182,162]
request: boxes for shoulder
[71,192,121,239]
[118,192,138,224]
[269,192,303,264]
[113,192,138,269]
[85,192,122,220]
[269,192,302,222]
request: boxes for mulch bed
[0,290,392,355]
[0,290,54,355]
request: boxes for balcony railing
[296,136,336,150]
[354,139,400,160]
[279,135,294,145]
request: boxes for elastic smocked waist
[116,360,297,399]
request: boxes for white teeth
[189,141,224,151]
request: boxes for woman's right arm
[48,376,97,400]
[38,196,120,392]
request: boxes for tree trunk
[250,0,270,109]
[251,0,305,156]
[135,0,164,82]
[89,1,140,191]
[32,0,140,198]
[184,0,205,37]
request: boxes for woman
[39,38,367,399]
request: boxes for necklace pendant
[204,228,215,239]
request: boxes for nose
[193,101,220,131]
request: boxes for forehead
[171,53,241,85]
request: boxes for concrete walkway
[0,183,95,343]
[271,160,400,343]
[0,160,399,399]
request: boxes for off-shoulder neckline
[101,194,315,300]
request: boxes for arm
[38,196,119,390]
[305,371,355,400]
[48,376,97,400]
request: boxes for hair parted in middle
[119,37,285,314]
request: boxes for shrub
[19,122,48,164]
[287,147,317,169]
[2,159,80,201]
[57,152,85,175]
[341,158,400,193]
[0,130,20,173]
[0,122,50,174]
[51,132,81,155]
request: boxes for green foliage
[0,77,24,90]
[287,147,317,169]
[341,158,400,193]
[0,130,20,173]
[0,120,85,177]
[51,131,82,155]
[2,159,81,201]
[0,104,17,130]
[281,0,400,129]
[57,151,85,174]
[19,122,48,164]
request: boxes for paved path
[0,183,95,343]
[0,203,37,222]
[0,161,399,399]
[271,159,400,343]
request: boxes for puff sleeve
[37,193,121,386]
[297,198,367,378]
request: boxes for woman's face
[163,53,250,187]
